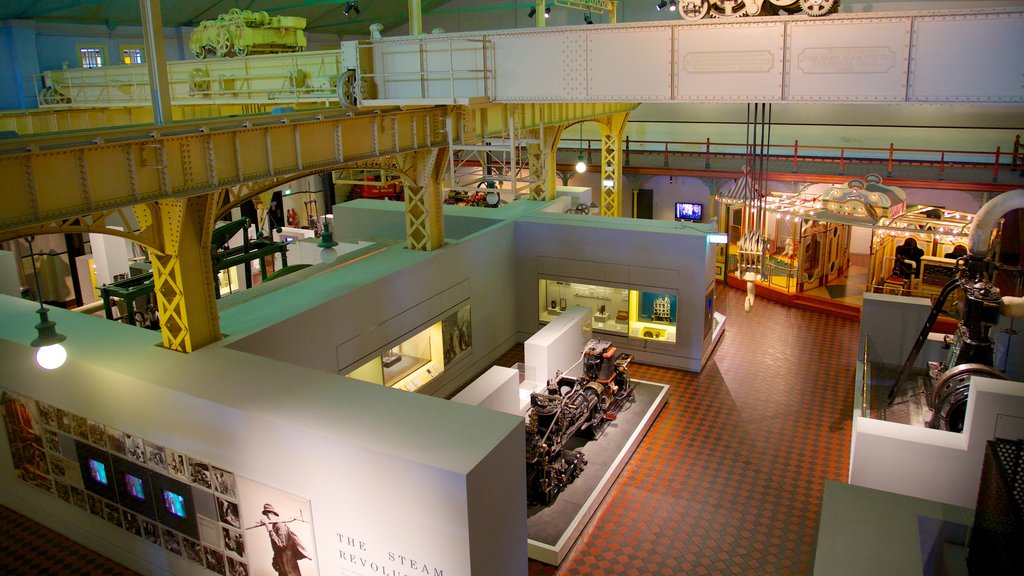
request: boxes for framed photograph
[226,557,249,576]
[145,441,167,471]
[223,526,246,559]
[44,429,61,454]
[106,426,126,455]
[167,450,188,479]
[182,537,204,565]
[70,413,89,441]
[70,486,88,510]
[105,502,125,528]
[212,466,237,499]
[1,390,54,493]
[442,303,472,366]
[237,476,318,576]
[204,545,227,575]
[48,454,67,479]
[125,434,146,464]
[54,408,72,434]
[123,510,143,537]
[141,518,161,545]
[54,480,72,504]
[218,497,241,529]
[87,493,104,517]
[87,420,106,446]
[162,528,183,556]
[36,400,56,427]
[189,458,212,490]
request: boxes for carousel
[716,173,999,319]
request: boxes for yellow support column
[399,149,446,251]
[527,125,563,201]
[599,113,629,217]
[535,0,547,27]
[149,195,222,352]
[409,0,423,35]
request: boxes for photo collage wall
[0,388,319,576]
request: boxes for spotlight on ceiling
[545,7,551,17]
[669,0,678,11]
[528,7,537,18]
[343,2,360,16]
[584,11,593,24]
[656,1,668,10]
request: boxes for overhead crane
[0,5,1021,354]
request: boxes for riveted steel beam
[599,112,630,217]
[0,107,452,234]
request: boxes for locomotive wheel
[234,44,249,57]
[337,70,358,108]
[928,363,1004,432]
[678,0,710,20]
[214,30,231,57]
[800,0,838,16]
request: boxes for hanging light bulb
[26,236,67,370]
[575,123,586,173]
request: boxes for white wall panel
[586,28,672,101]
[786,18,911,102]
[493,30,587,101]
[909,12,1024,103]
[676,23,785,102]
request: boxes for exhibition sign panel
[586,28,672,101]
[675,22,784,102]
[908,12,1024,103]
[493,30,588,102]
[785,18,911,102]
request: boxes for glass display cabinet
[346,323,444,392]
[538,280,678,343]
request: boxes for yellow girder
[0,106,451,233]
[0,103,322,137]
[398,149,446,252]
[599,112,630,217]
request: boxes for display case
[538,280,629,335]
[346,323,444,392]
[629,291,677,343]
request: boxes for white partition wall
[0,297,526,576]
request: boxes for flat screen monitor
[163,490,187,518]
[88,459,108,485]
[124,473,145,500]
[675,202,702,222]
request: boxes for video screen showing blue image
[675,202,703,222]
[124,474,145,500]
[163,490,187,518]
[88,459,108,485]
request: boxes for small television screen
[125,474,145,500]
[163,490,187,518]
[88,459,108,485]
[675,202,703,222]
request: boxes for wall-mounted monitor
[675,202,703,222]
[111,454,158,520]
[124,474,145,500]
[89,459,108,485]
[163,490,187,518]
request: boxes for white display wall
[0,296,526,576]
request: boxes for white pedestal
[451,366,519,416]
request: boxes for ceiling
[0,0,458,38]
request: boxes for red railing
[564,135,1021,183]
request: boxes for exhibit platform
[527,380,669,565]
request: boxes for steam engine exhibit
[525,340,636,505]
[888,190,1024,433]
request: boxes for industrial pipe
[968,188,1024,259]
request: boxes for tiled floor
[0,285,859,576]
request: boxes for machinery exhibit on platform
[337,532,446,576]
